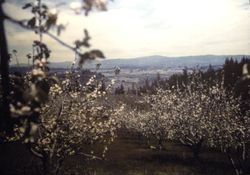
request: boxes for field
[0,133,236,175]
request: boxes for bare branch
[4,14,80,55]
[46,31,76,52]
[30,148,44,159]
[78,152,103,160]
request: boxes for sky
[3,0,250,63]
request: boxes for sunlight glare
[69,1,82,10]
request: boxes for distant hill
[81,55,249,69]
[11,55,249,69]
[89,55,245,69]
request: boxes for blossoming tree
[8,73,123,175]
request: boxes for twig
[4,14,80,55]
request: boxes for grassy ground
[63,136,235,175]
[0,136,237,175]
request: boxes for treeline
[117,56,250,97]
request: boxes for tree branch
[78,152,103,160]
[4,14,79,55]
[50,101,64,159]
[30,148,44,159]
[46,32,76,52]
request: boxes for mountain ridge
[11,55,249,69]
[81,54,248,69]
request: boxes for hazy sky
[3,0,250,63]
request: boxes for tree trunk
[55,158,64,175]
[228,154,240,175]
[158,138,163,150]
[42,156,64,175]
[0,0,11,133]
[191,141,203,160]
[192,146,201,160]
[42,157,52,175]
[227,151,249,175]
